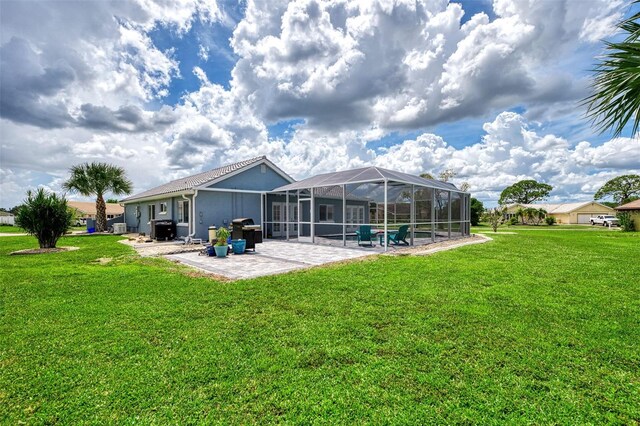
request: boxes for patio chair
[387,224,410,245]
[356,225,375,246]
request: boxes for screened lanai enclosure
[262,166,471,250]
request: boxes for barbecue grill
[150,219,176,241]
[231,218,262,251]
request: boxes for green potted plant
[214,227,230,257]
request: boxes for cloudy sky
[1,0,639,207]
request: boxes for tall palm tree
[63,162,133,232]
[583,2,640,137]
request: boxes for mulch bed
[10,247,80,256]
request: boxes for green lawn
[475,223,619,231]
[1,230,639,423]
[0,225,25,233]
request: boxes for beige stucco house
[615,199,640,231]
[67,201,124,220]
[504,201,615,224]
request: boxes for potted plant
[214,227,230,258]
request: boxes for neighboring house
[67,201,124,220]
[505,202,615,224]
[615,199,640,231]
[0,211,15,226]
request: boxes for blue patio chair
[356,225,375,246]
[387,224,410,245]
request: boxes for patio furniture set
[355,225,410,247]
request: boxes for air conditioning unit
[113,223,127,235]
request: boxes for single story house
[615,199,640,231]
[121,156,471,248]
[68,201,124,220]
[0,210,15,226]
[504,202,615,224]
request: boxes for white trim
[196,187,267,194]
[123,191,193,204]
[177,223,189,227]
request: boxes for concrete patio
[166,240,384,280]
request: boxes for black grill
[150,220,176,241]
[231,218,262,251]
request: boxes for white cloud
[0,0,636,209]
[373,112,640,204]
[229,0,622,131]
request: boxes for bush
[15,188,73,248]
[216,227,230,246]
[470,198,484,226]
[482,208,506,232]
[617,212,635,232]
[545,216,556,225]
[509,217,519,225]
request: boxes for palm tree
[535,208,547,226]
[524,207,538,225]
[583,2,640,137]
[63,162,133,232]
[516,207,526,225]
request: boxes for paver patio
[166,240,383,279]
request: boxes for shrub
[545,216,556,225]
[509,217,519,226]
[15,188,73,248]
[216,227,230,246]
[470,198,484,226]
[617,212,635,232]
[482,208,506,232]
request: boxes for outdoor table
[372,229,398,245]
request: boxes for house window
[178,200,189,224]
[159,202,167,214]
[148,204,156,221]
[319,204,334,222]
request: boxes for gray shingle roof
[122,156,267,202]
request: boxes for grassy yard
[474,223,619,231]
[0,225,25,233]
[1,230,639,423]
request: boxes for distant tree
[594,174,640,204]
[420,170,470,191]
[482,207,506,233]
[15,189,73,248]
[499,180,553,205]
[438,169,456,182]
[583,2,640,137]
[63,162,133,232]
[470,198,484,226]
[106,198,119,204]
[600,201,619,208]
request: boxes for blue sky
[0,0,639,207]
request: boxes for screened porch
[261,166,471,251]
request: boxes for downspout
[193,190,199,236]
[181,193,191,236]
